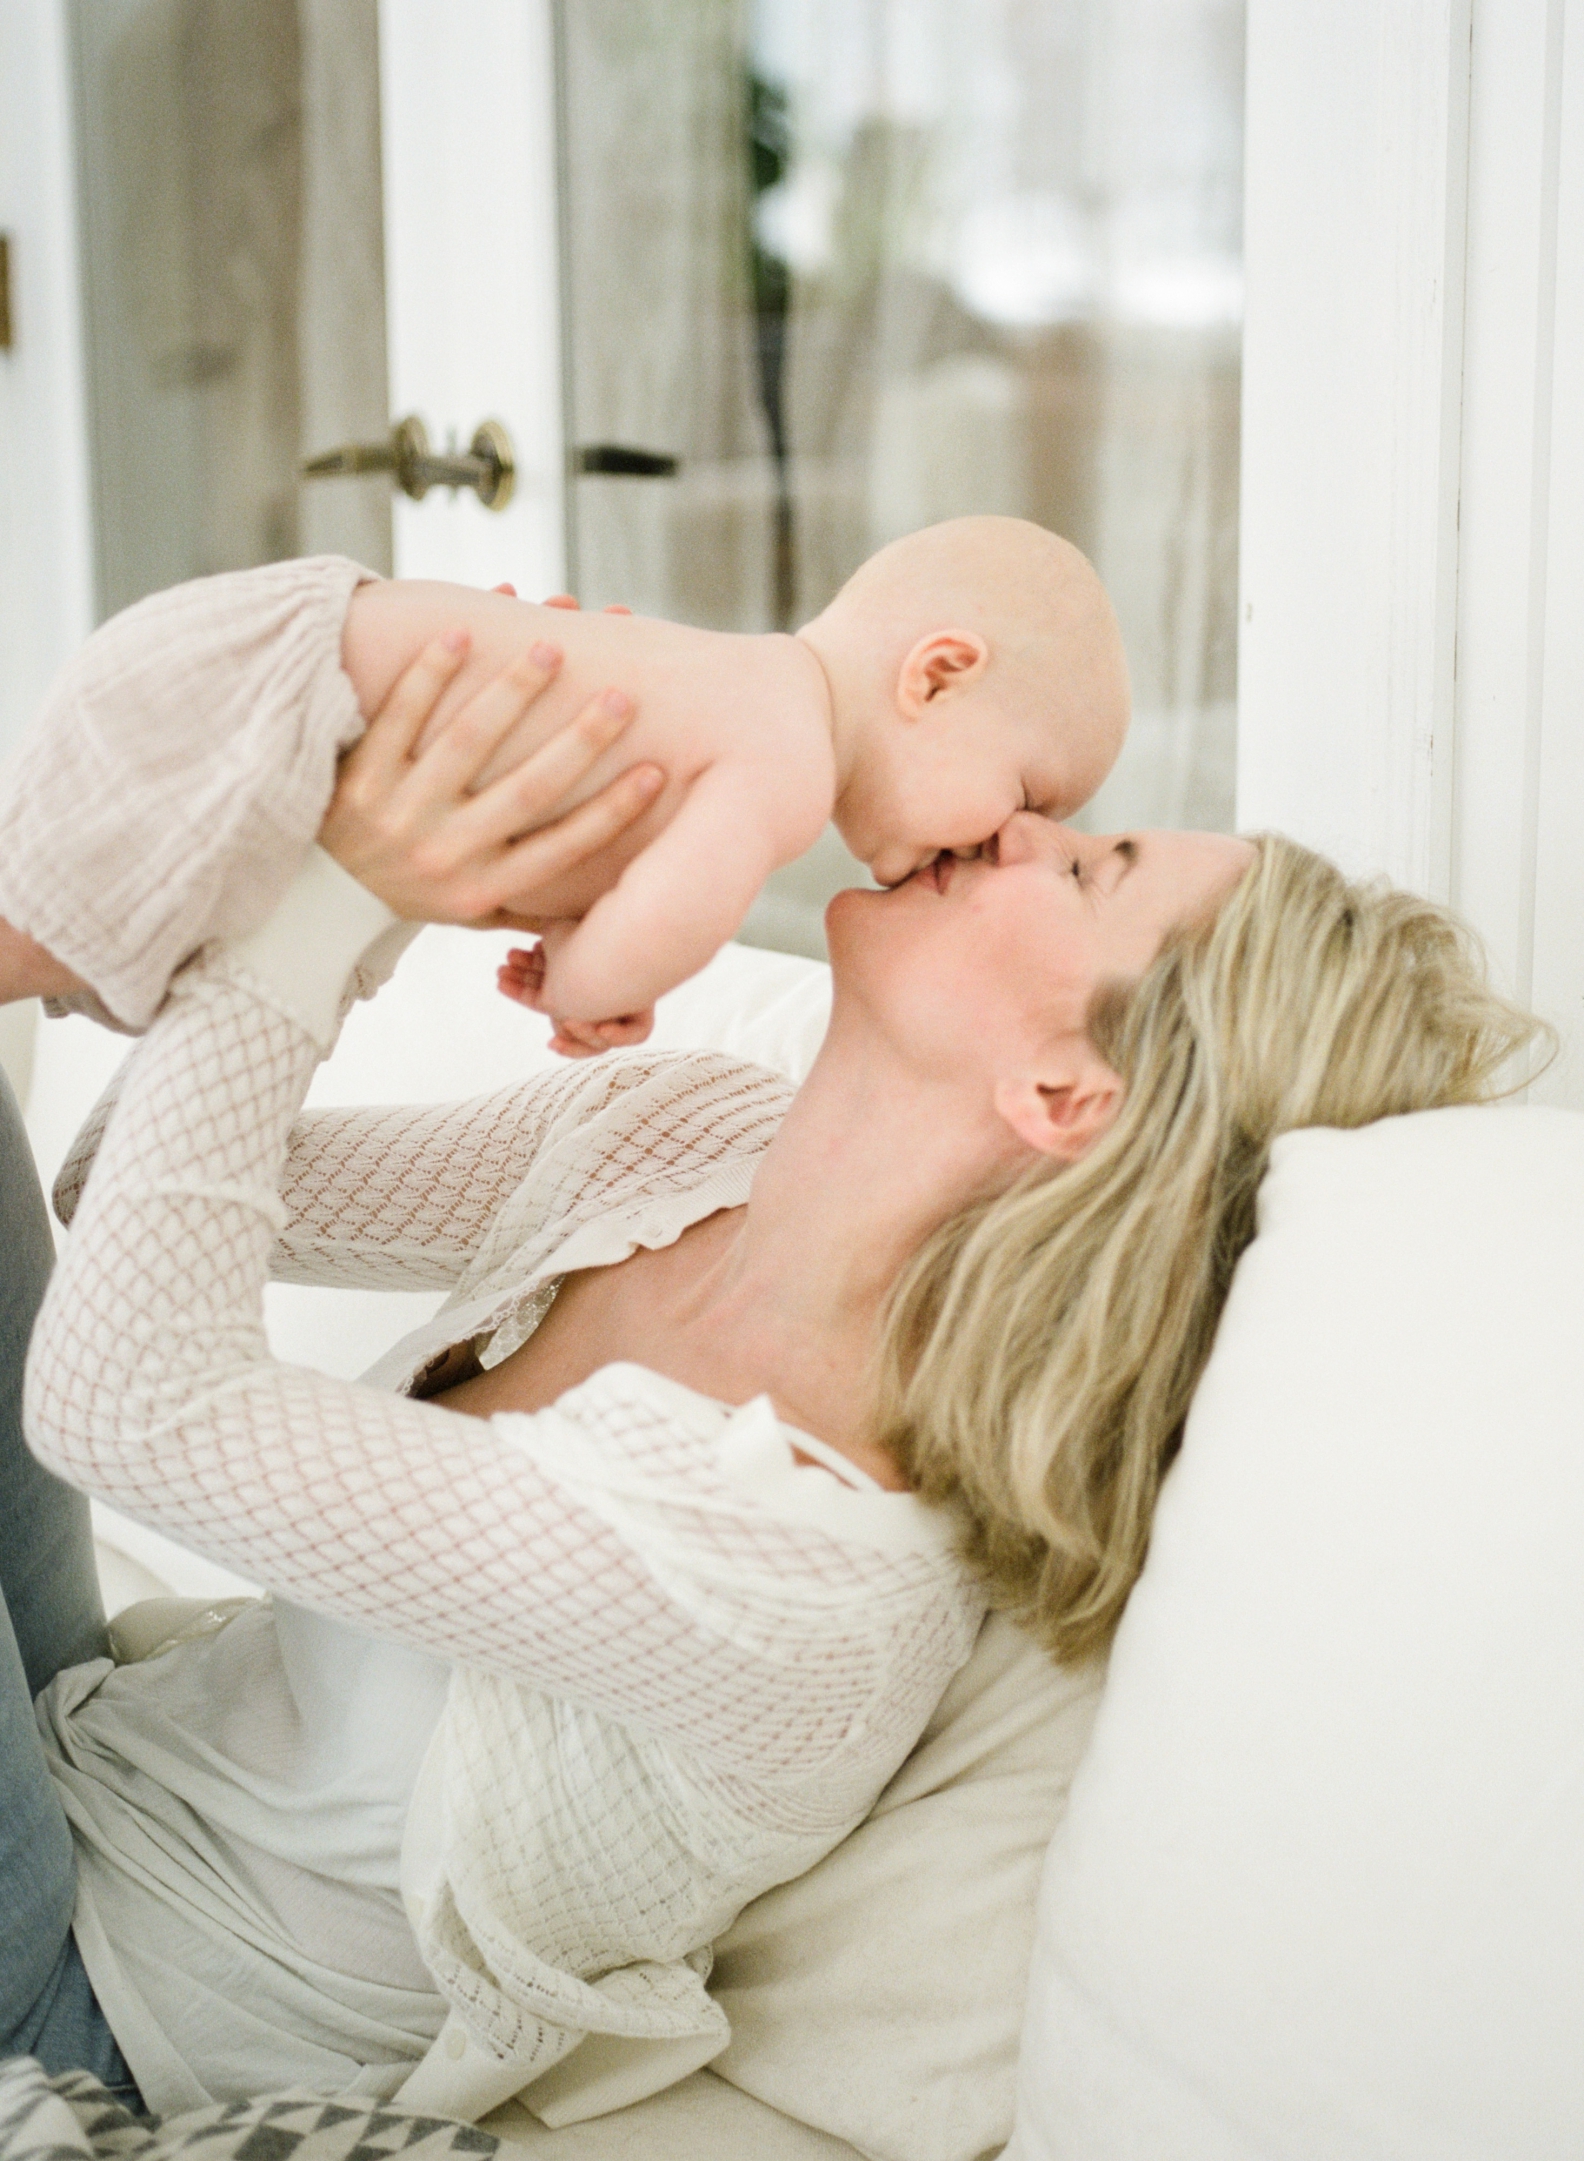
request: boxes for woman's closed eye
[1070,838,1140,895]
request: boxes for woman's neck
[686,1035,1015,1466]
[438,1034,1018,1483]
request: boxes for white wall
[1239,0,1584,1105]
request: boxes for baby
[0,516,1127,1045]
[347,515,1129,1052]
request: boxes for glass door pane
[556,0,1244,956]
[68,0,392,622]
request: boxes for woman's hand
[319,631,661,928]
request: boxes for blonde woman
[3,642,1536,2123]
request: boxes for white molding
[0,0,95,755]
[1237,0,1473,893]
[1529,0,1584,1103]
[1449,0,1567,1002]
[378,0,566,595]
[1240,0,1584,1103]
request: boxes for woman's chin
[823,881,896,967]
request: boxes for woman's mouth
[915,853,954,894]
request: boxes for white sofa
[30,932,1584,2161]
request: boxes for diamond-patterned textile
[0,2059,497,2161]
[29,940,981,2082]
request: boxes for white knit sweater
[27,855,983,2122]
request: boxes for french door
[5,0,1246,960]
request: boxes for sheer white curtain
[560,0,1244,954]
[68,0,1243,958]
[69,0,390,621]
[759,0,1242,832]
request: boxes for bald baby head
[801,517,1130,887]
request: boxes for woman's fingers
[543,594,633,615]
[351,631,471,787]
[407,640,564,801]
[319,627,650,930]
[459,689,637,851]
[474,761,663,914]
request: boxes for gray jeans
[0,1067,142,2109]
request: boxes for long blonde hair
[875,834,1549,1664]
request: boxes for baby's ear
[896,629,990,719]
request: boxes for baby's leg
[0,556,373,1031]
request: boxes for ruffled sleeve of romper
[0,556,380,1033]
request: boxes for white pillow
[710,1617,1103,2161]
[1009,1104,1584,2161]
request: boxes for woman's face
[825,814,1254,1099]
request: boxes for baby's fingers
[587,1008,654,1047]
[496,942,547,1008]
[547,1018,611,1059]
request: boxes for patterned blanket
[0,2060,497,2161]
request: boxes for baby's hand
[496,943,655,1058]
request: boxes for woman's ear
[993,1052,1122,1162]
[896,629,990,719]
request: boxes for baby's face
[835,709,1117,888]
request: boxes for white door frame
[0,1,96,1102]
[0,0,95,759]
[378,0,567,598]
[1239,0,1584,1099]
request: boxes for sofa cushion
[1009,1104,1584,2161]
[485,2066,863,2159]
[711,1616,1102,2161]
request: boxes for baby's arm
[530,762,784,1024]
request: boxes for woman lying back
[11,639,1540,2123]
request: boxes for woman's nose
[988,811,1072,866]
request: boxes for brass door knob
[303,414,516,511]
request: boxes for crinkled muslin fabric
[0,557,376,1033]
